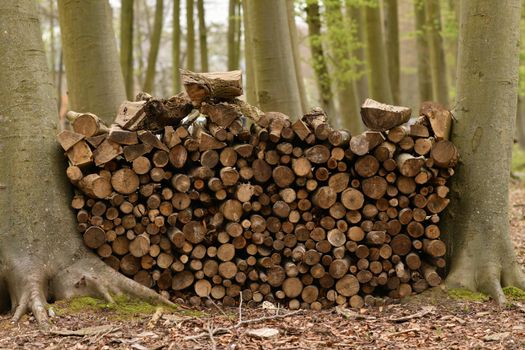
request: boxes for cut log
[350,131,385,156]
[111,168,139,195]
[360,98,412,131]
[181,69,243,105]
[67,111,109,137]
[57,130,85,151]
[419,101,452,140]
[66,140,93,167]
[430,140,459,168]
[93,139,123,166]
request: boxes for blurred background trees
[40,0,525,145]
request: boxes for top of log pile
[181,69,243,106]
[360,98,412,131]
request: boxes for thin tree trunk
[242,0,256,105]
[173,0,181,93]
[347,2,368,103]
[383,0,400,104]
[57,51,64,124]
[426,0,448,106]
[235,0,242,70]
[324,0,361,132]
[227,0,237,70]
[135,0,146,86]
[197,0,208,71]
[121,0,134,99]
[286,0,308,113]
[443,0,525,303]
[186,0,195,71]
[363,2,393,104]
[244,0,302,118]
[414,0,432,103]
[58,0,126,124]
[305,1,336,118]
[517,96,525,149]
[143,0,164,94]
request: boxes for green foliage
[448,288,490,302]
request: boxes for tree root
[445,252,525,304]
[2,253,172,328]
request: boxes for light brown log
[430,140,459,168]
[360,98,411,131]
[335,275,360,297]
[83,226,106,249]
[361,176,387,199]
[111,168,139,195]
[68,111,109,137]
[172,271,195,290]
[282,277,303,298]
[66,140,93,167]
[79,174,112,199]
[312,186,337,209]
[304,145,330,164]
[419,101,452,140]
[181,70,243,105]
[396,153,425,177]
[350,131,385,156]
[57,130,85,151]
[194,279,212,297]
[108,125,138,145]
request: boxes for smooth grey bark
[384,0,400,104]
[286,0,308,114]
[143,0,164,93]
[414,0,433,103]
[120,0,134,99]
[58,0,126,124]
[197,0,208,71]
[347,2,368,103]
[0,0,167,325]
[245,0,302,118]
[242,0,256,105]
[227,0,240,70]
[443,0,525,302]
[186,0,196,71]
[426,0,448,105]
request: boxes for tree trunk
[0,0,167,325]
[227,0,238,70]
[197,0,208,72]
[286,0,308,114]
[346,2,368,103]
[143,0,164,94]
[49,0,56,85]
[244,0,302,118]
[173,0,181,93]
[442,0,525,303]
[426,0,448,106]
[241,0,256,105]
[414,0,432,103]
[517,96,525,149]
[305,0,336,119]
[186,0,195,71]
[324,0,361,132]
[383,0,400,104]
[58,0,126,124]
[363,2,393,104]
[121,0,134,99]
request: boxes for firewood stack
[57,70,458,309]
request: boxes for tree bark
[305,0,336,119]
[383,0,400,104]
[143,0,164,94]
[241,0,256,105]
[346,2,368,103]
[443,0,525,303]
[173,0,181,93]
[121,0,134,99]
[58,0,126,124]
[227,0,238,70]
[186,0,196,71]
[363,2,393,104]
[0,0,168,325]
[286,0,308,114]
[414,0,432,103]
[197,0,208,72]
[324,0,361,132]
[426,0,448,106]
[244,0,302,118]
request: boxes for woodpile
[57,70,458,309]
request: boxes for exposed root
[1,253,172,327]
[51,256,173,306]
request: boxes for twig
[184,310,306,342]
[237,291,243,326]
[207,322,217,350]
[389,306,435,323]
[206,297,228,318]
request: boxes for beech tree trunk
[227,0,239,70]
[197,0,208,72]
[305,0,336,119]
[241,0,256,105]
[121,0,134,99]
[346,2,368,103]
[143,0,164,93]
[0,0,167,325]
[414,0,432,103]
[173,0,181,93]
[324,0,361,132]
[383,0,400,104]
[443,0,525,302]
[364,2,393,104]
[426,0,448,106]
[58,0,126,124]
[244,0,302,118]
[286,0,308,114]
[186,0,196,71]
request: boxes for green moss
[448,288,489,302]
[503,286,525,300]
[53,295,177,316]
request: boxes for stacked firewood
[57,70,457,309]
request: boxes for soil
[2,182,525,350]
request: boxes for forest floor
[2,183,525,349]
